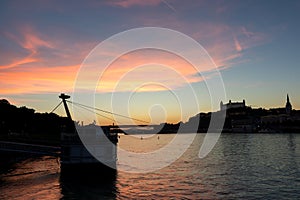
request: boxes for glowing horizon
[1,1,300,125]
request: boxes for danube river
[1,134,300,199]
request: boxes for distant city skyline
[1,0,300,124]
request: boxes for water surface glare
[1,134,300,199]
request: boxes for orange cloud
[62,22,267,94]
[77,49,208,93]
[0,24,96,95]
[0,56,38,70]
[0,21,268,96]
[0,64,80,95]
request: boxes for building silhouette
[286,94,292,115]
[220,99,246,111]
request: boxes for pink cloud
[130,12,268,68]
[1,21,268,95]
[21,27,53,54]
[239,28,267,50]
[108,0,162,8]
[234,36,243,52]
[0,13,269,95]
[1,23,96,69]
[190,24,267,67]
[5,25,54,54]
[1,25,54,70]
[0,25,95,95]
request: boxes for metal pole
[59,93,72,121]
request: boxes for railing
[0,141,60,156]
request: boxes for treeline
[0,99,70,144]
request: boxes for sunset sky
[1,0,300,125]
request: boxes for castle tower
[285,94,292,115]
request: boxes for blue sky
[0,0,299,124]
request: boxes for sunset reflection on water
[1,134,300,199]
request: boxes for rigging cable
[50,101,62,113]
[71,101,121,123]
[66,100,149,124]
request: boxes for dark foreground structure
[59,93,118,175]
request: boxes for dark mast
[59,93,76,132]
[59,93,72,120]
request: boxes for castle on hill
[220,99,246,111]
[220,94,292,115]
[215,94,298,133]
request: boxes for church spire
[286,94,292,115]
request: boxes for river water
[1,134,300,199]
